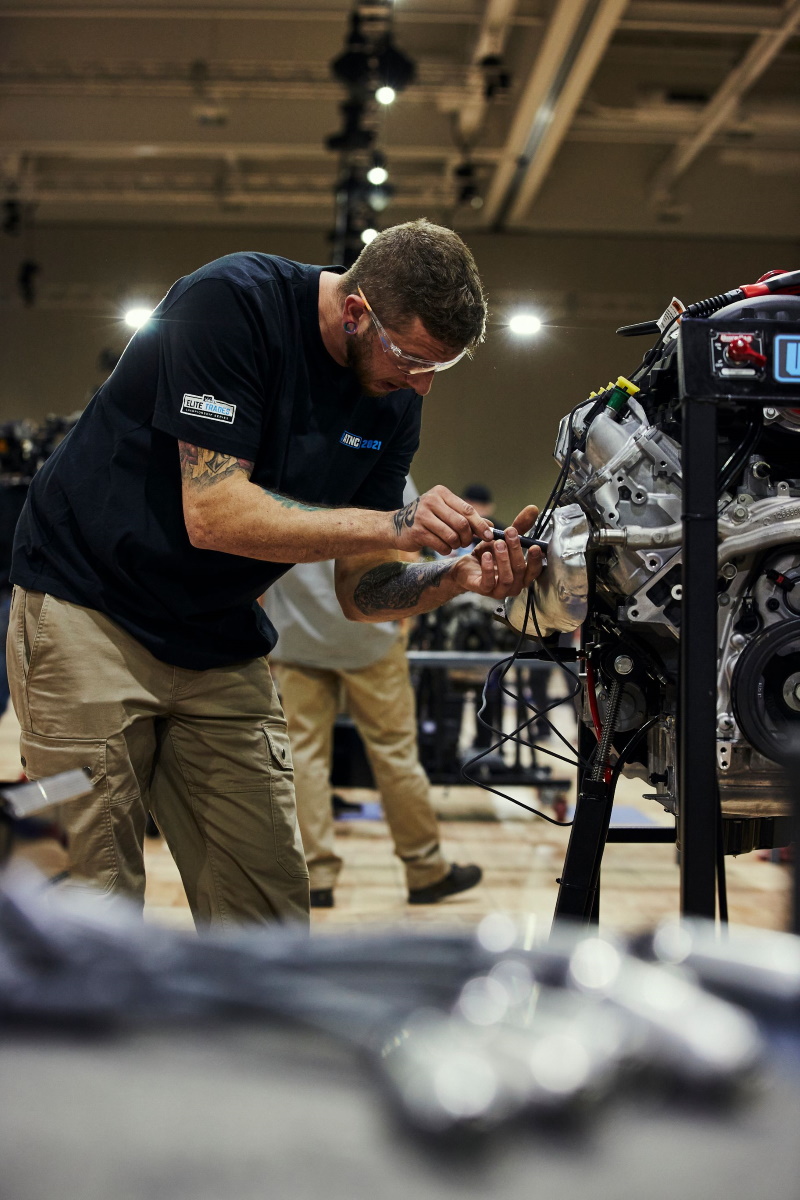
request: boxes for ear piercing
[343,321,358,334]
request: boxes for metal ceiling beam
[482,0,629,229]
[0,3,788,35]
[0,141,502,163]
[649,0,800,205]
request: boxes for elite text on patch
[339,430,382,450]
[181,393,237,424]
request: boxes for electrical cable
[460,401,589,825]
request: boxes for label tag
[181,393,236,424]
[656,296,685,334]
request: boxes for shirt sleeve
[151,278,269,462]
[349,395,423,512]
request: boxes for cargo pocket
[18,730,120,891]
[263,724,307,880]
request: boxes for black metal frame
[555,317,800,924]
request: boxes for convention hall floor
[1,704,790,936]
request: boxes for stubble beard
[344,329,390,397]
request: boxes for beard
[344,328,390,396]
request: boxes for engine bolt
[766,597,781,612]
[718,715,734,733]
[614,654,634,675]
[720,563,737,580]
[730,633,746,649]
[764,408,778,421]
[719,593,730,606]
[731,506,749,522]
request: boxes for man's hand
[450,504,542,600]
[390,485,494,554]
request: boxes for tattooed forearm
[178,442,253,487]
[353,559,453,615]
[259,488,324,513]
[391,497,419,538]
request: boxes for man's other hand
[451,504,542,600]
[390,484,494,554]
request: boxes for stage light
[375,85,396,105]
[124,306,153,329]
[509,313,542,336]
[361,227,378,245]
[367,154,389,186]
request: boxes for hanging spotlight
[375,33,416,94]
[366,182,393,212]
[453,161,483,209]
[331,11,371,87]
[361,227,378,245]
[375,85,396,106]
[509,313,542,336]
[124,306,154,330]
[366,152,389,186]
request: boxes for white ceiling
[1,0,799,237]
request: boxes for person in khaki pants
[7,221,541,926]
[270,553,481,907]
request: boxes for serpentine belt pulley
[731,618,800,763]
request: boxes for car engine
[506,281,800,854]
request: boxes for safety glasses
[357,286,468,375]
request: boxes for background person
[270,482,481,908]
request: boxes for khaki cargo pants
[6,588,309,928]
[273,638,448,893]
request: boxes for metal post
[679,396,719,918]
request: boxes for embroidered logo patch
[339,430,382,450]
[181,393,236,424]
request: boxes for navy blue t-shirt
[11,254,422,669]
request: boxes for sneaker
[407,863,482,905]
[310,888,334,908]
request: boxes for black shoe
[407,864,482,905]
[310,887,334,908]
[331,792,364,816]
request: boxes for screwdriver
[487,527,548,553]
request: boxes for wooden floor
[1,702,791,936]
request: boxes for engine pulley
[731,619,800,763]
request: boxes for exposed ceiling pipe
[649,0,800,206]
[482,0,629,229]
[456,0,518,143]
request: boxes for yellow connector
[615,375,640,396]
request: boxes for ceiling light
[375,85,396,105]
[367,164,389,186]
[509,313,542,336]
[124,306,153,329]
[361,227,378,245]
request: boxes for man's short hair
[462,483,493,504]
[340,218,487,353]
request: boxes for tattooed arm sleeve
[352,559,456,616]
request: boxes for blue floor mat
[566,804,658,826]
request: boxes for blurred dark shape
[374,33,416,93]
[479,54,512,100]
[331,12,371,87]
[2,199,22,236]
[17,259,40,307]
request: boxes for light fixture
[375,85,396,105]
[124,306,154,330]
[361,227,378,245]
[509,313,542,336]
[367,153,389,186]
